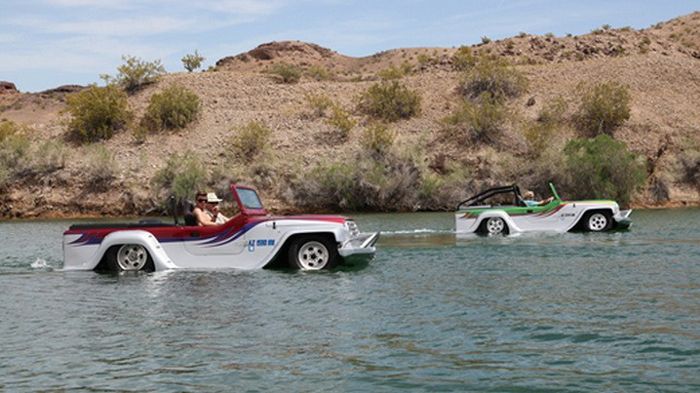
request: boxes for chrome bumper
[614,209,633,228]
[338,232,380,257]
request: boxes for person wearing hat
[205,192,229,224]
[193,191,218,226]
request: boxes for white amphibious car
[455,183,632,235]
[63,184,379,272]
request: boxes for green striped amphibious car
[455,183,632,235]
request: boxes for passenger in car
[205,192,229,224]
[193,191,217,226]
[523,190,554,207]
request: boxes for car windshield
[237,188,263,209]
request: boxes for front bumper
[338,232,380,257]
[614,209,633,228]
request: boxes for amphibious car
[63,184,379,272]
[455,183,632,235]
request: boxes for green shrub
[377,62,412,80]
[143,85,201,131]
[575,81,631,136]
[357,80,421,122]
[361,122,395,156]
[457,55,528,101]
[152,152,207,201]
[229,121,272,160]
[305,93,334,117]
[524,98,568,156]
[293,152,421,212]
[562,135,646,206]
[85,145,117,191]
[678,148,700,188]
[268,63,302,83]
[444,94,508,143]
[33,140,67,173]
[0,119,23,142]
[452,46,477,71]
[326,105,356,140]
[102,55,166,93]
[305,65,333,81]
[181,50,205,72]
[481,36,492,44]
[0,128,30,173]
[64,85,131,142]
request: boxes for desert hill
[0,12,699,218]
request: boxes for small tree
[182,50,205,72]
[563,135,645,206]
[357,81,421,122]
[64,85,131,142]
[103,55,166,93]
[575,81,631,136]
[143,85,201,131]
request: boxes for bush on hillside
[182,50,205,72]
[357,80,421,122]
[377,62,412,80]
[64,85,131,142]
[305,65,333,81]
[229,121,272,160]
[103,55,166,93]
[84,145,117,191]
[33,140,67,173]
[562,135,645,206]
[305,93,334,118]
[452,46,477,71]
[361,122,395,156]
[326,105,356,140]
[443,94,508,144]
[0,123,30,188]
[268,63,302,84]
[143,85,201,131]
[457,55,528,101]
[152,152,207,201]
[575,81,631,136]
[524,97,568,156]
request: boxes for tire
[287,236,338,270]
[484,217,508,235]
[114,244,152,271]
[584,211,612,232]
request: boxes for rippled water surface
[1,209,700,391]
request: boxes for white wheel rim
[116,244,148,271]
[297,241,329,270]
[487,218,505,234]
[588,213,608,231]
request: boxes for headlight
[345,220,360,237]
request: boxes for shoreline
[1,200,698,222]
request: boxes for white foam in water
[382,228,454,235]
[30,258,51,270]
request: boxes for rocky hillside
[1,12,699,219]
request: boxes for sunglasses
[197,199,207,202]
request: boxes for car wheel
[585,212,611,232]
[288,236,338,270]
[115,244,151,271]
[485,217,507,235]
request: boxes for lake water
[1,209,699,391]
